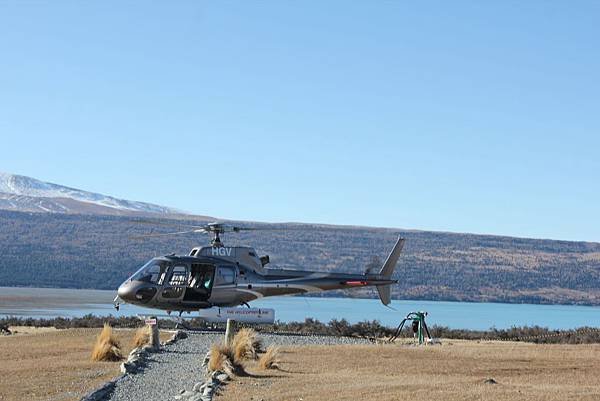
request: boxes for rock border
[80,374,125,401]
[119,343,154,374]
[163,329,188,346]
[174,349,230,401]
[79,330,188,401]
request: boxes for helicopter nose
[117,281,158,304]
[117,282,135,302]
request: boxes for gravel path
[107,331,369,401]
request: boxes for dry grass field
[222,340,600,401]
[0,327,171,401]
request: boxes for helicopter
[114,222,404,317]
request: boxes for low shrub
[5,314,600,344]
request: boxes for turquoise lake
[1,287,598,330]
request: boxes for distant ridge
[0,171,184,216]
[0,209,599,305]
[0,172,599,306]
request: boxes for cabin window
[188,263,214,290]
[169,265,188,286]
[132,260,169,285]
[215,266,235,286]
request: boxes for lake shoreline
[3,315,600,344]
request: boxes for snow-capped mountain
[0,172,183,216]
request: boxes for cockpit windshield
[131,259,170,285]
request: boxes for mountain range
[1,171,599,306]
[0,172,184,216]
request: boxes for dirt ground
[222,340,600,401]
[0,327,172,401]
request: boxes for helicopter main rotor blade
[129,228,207,240]
[231,226,288,232]
[129,219,208,229]
[129,220,317,242]
[131,219,314,232]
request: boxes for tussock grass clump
[132,325,151,348]
[91,340,123,362]
[91,323,123,362]
[98,323,120,349]
[258,346,281,370]
[232,328,261,361]
[206,330,278,376]
[208,343,235,376]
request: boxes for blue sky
[0,1,598,241]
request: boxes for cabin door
[158,264,189,302]
[183,263,215,302]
